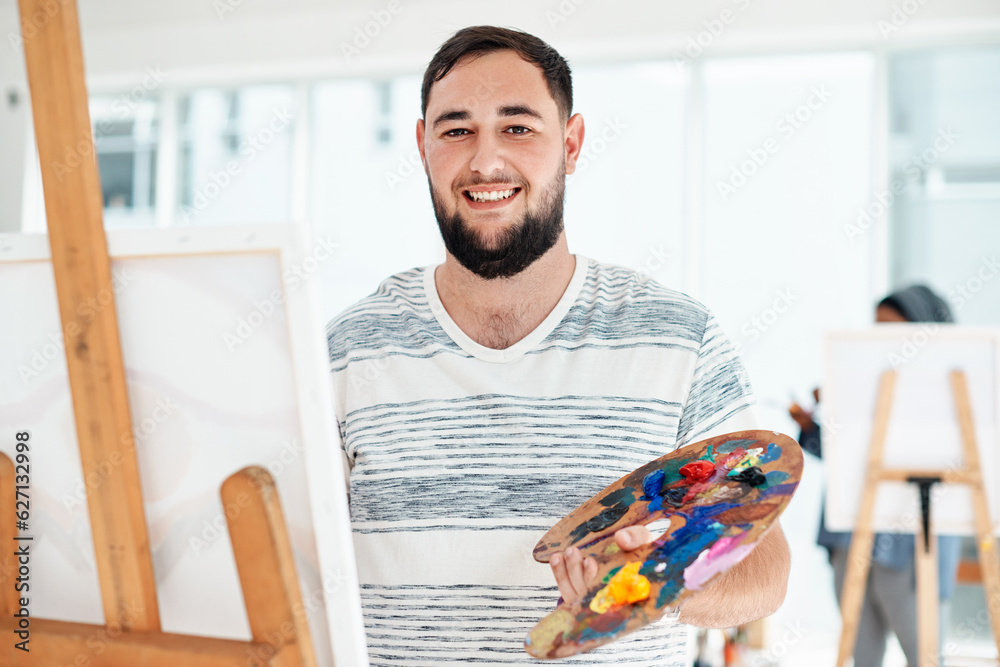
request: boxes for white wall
[2,0,1000,86]
[3,0,999,231]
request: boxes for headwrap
[878,285,954,323]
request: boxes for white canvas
[823,326,1000,536]
[0,224,369,667]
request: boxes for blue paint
[663,487,689,508]
[643,470,666,499]
[761,481,798,497]
[641,503,741,607]
[758,443,782,464]
[760,470,790,489]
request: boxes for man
[327,26,790,666]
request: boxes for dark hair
[421,26,573,122]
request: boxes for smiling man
[327,26,790,666]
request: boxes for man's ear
[416,118,427,173]
[563,113,585,175]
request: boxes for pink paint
[682,537,755,591]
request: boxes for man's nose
[469,132,506,175]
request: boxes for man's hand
[547,521,790,627]
[549,525,654,604]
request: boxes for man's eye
[444,128,470,137]
[505,126,531,135]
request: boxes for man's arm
[677,522,790,627]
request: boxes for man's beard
[429,167,565,280]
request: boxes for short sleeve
[676,311,758,445]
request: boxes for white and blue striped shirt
[326,256,757,666]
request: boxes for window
[90,95,159,228]
[888,46,1000,325]
[176,85,296,226]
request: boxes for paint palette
[525,430,802,659]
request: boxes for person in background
[789,285,962,667]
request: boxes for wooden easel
[836,369,1000,667]
[0,0,318,664]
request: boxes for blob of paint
[589,561,651,613]
[679,460,714,481]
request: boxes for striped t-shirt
[326,256,758,666]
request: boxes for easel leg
[837,370,898,666]
[223,466,318,667]
[0,454,17,617]
[952,371,1000,659]
[914,517,939,667]
[837,518,877,666]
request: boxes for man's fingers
[615,525,654,551]
[549,552,575,602]
[551,548,602,604]
[565,547,588,598]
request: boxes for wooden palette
[525,430,802,659]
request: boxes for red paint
[679,460,715,482]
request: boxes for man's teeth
[468,189,516,202]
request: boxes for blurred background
[1,0,999,664]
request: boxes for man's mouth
[464,187,521,203]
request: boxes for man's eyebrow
[498,105,543,120]
[431,110,469,128]
[431,105,544,128]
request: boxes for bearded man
[326,25,790,666]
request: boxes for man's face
[417,50,584,279]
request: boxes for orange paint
[589,562,650,613]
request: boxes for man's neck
[434,235,576,350]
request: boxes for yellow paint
[730,447,763,473]
[525,606,577,657]
[589,587,616,614]
[589,561,651,614]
